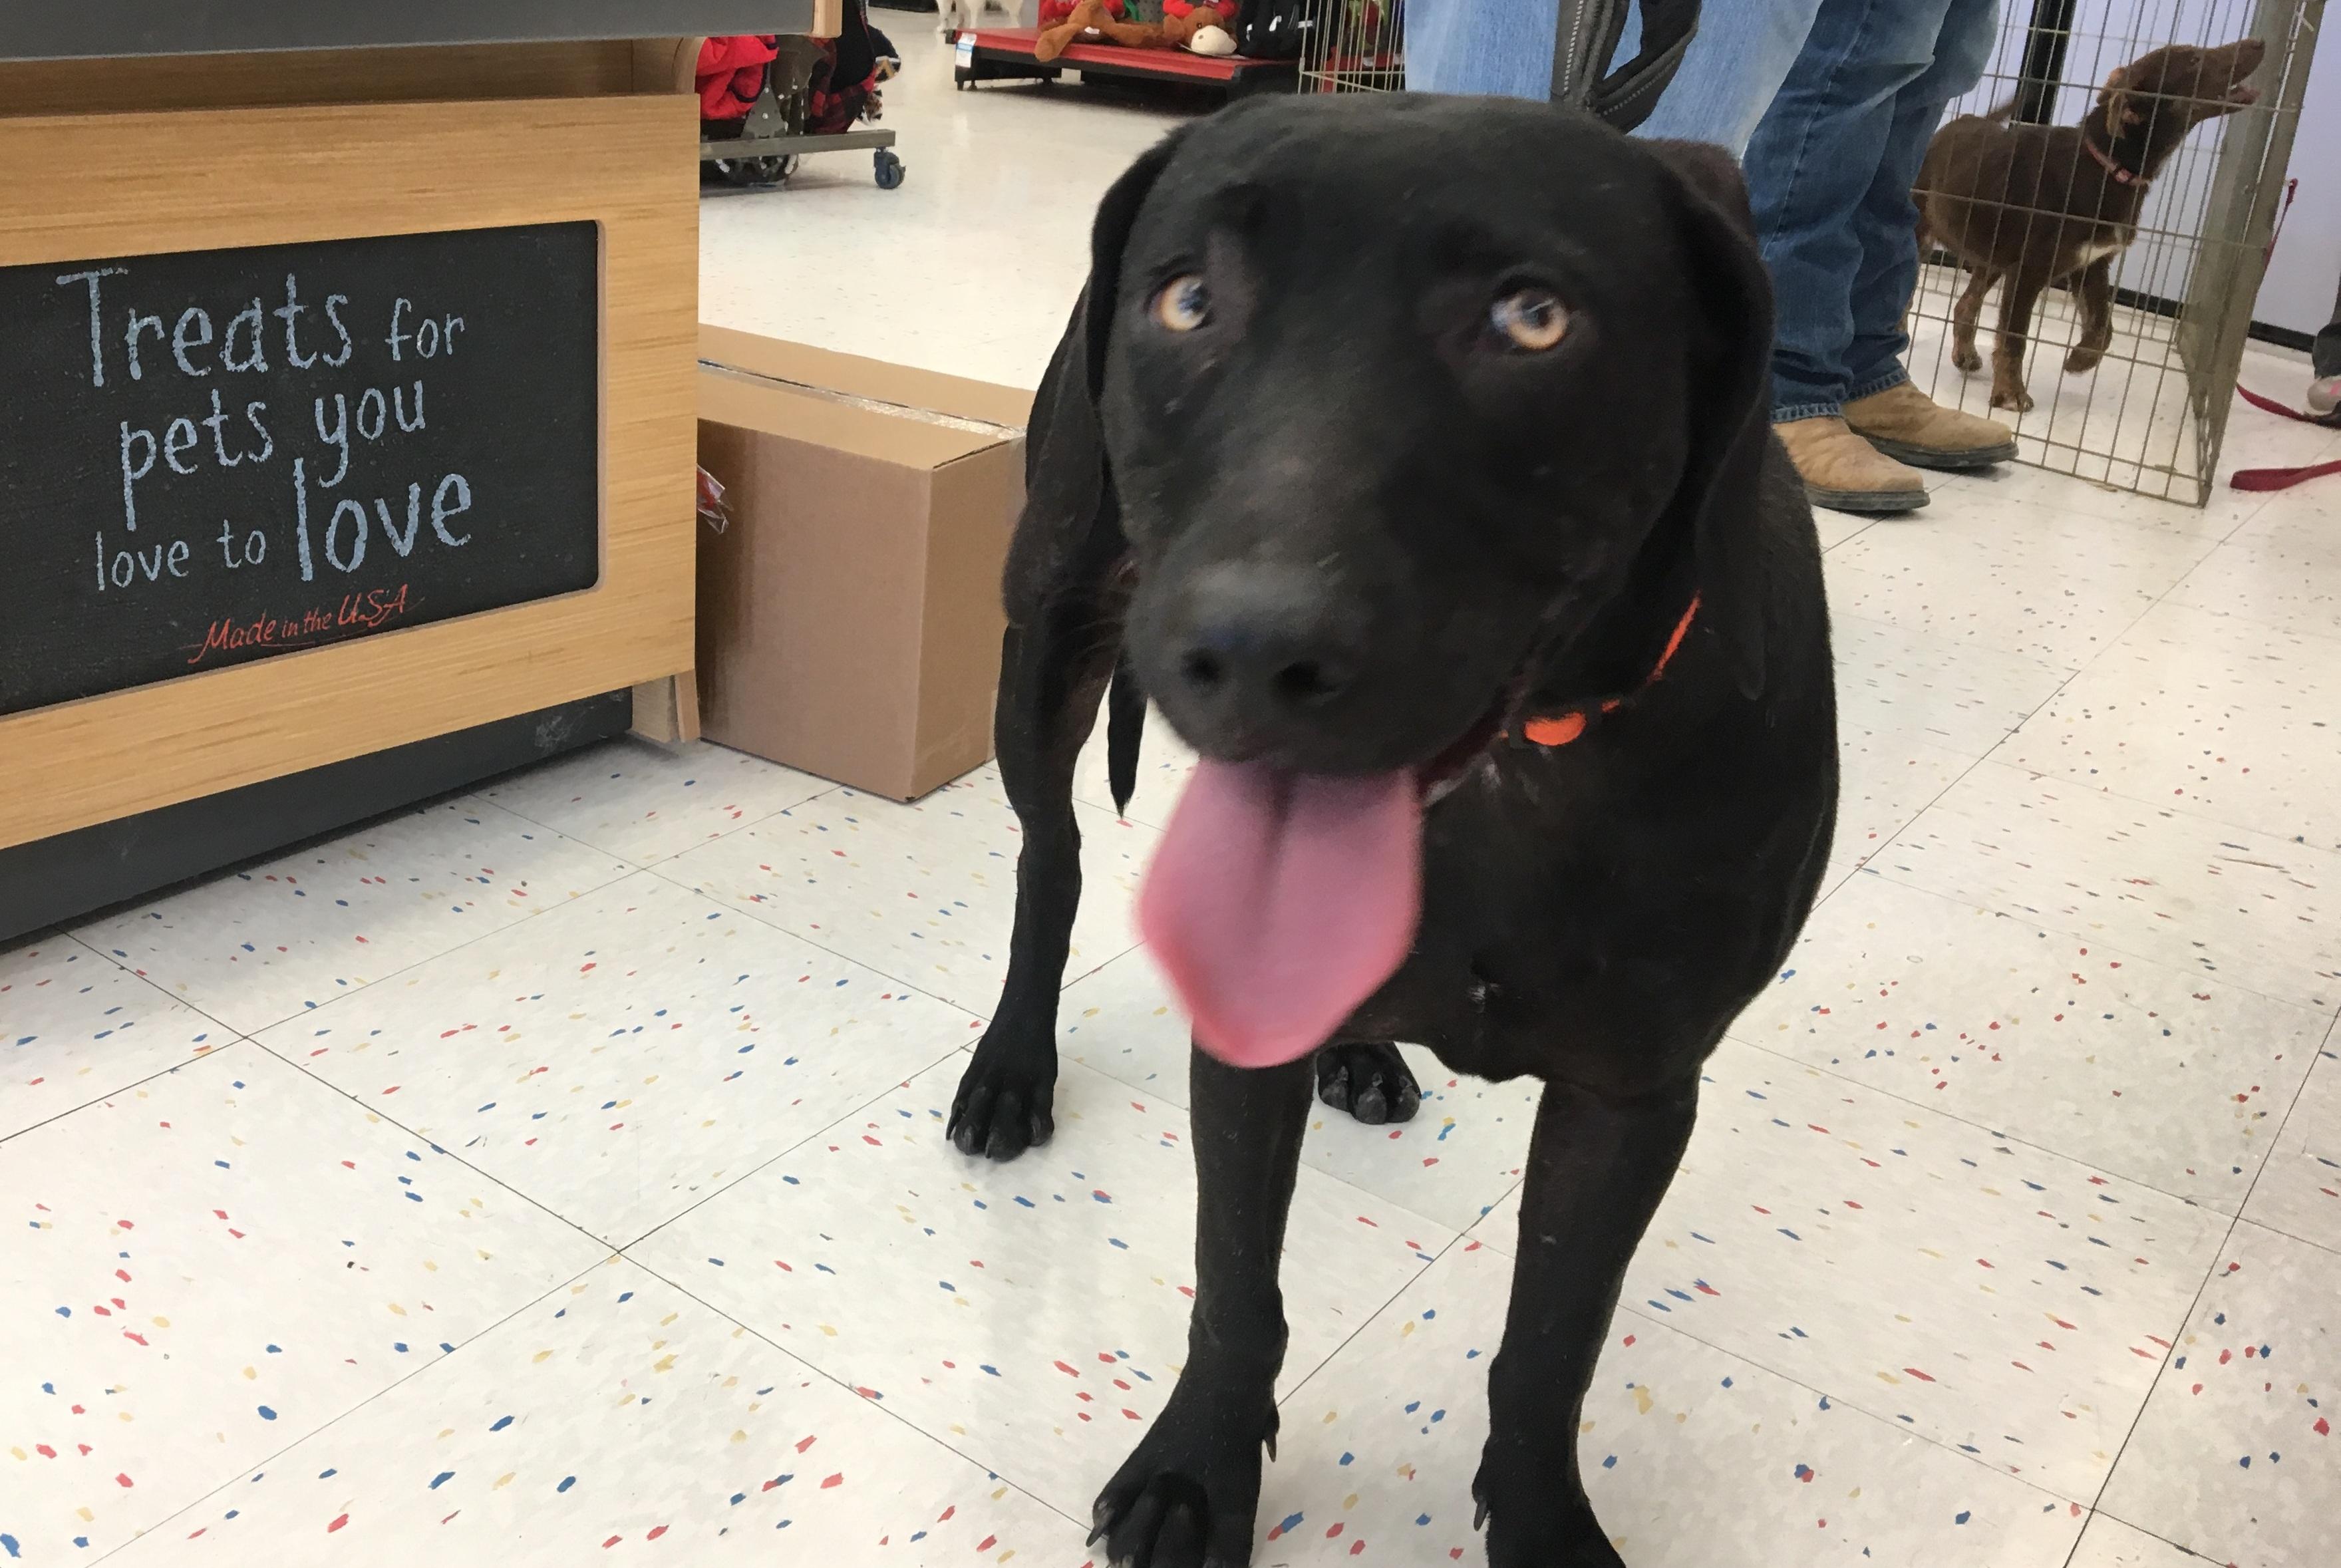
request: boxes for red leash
[2223,177,2338,492]
[2229,383,2341,492]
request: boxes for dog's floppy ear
[2100,65,2137,126]
[1642,138,1774,701]
[1003,126,1190,627]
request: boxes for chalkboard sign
[0,222,599,717]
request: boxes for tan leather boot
[1842,381,2017,470]
[1776,416,1929,514]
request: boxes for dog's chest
[2074,231,2132,267]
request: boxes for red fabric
[1038,0,1126,22]
[807,68,879,134]
[2225,384,2341,490]
[696,35,779,121]
[2231,457,2341,492]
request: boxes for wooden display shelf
[0,31,751,934]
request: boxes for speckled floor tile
[2068,1514,2231,1567]
[629,1053,1448,1519]
[1257,1241,2086,1567]
[662,768,1155,1015]
[1741,875,2330,1211]
[0,1046,603,1561]
[1056,948,1193,1104]
[1827,723,1977,890]
[104,1258,1071,1567]
[2098,1221,2338,1568]
[1293,1050,1536,1239]
[73,799,634,1036]
[2241,1036,2341,1253]
[1813,506,1876,551]
[2173,492,2341,645]
[266,873,979,1247]
[1829,613,2070,756]
[2002,600,2341,852]
[1946,460,2266,542]
[1470,1039,2229,1502]
[1,942,231,1142]
[1871,762,2341,1011]
[478,737,833,865]
[1823,494,2211,670]
[1056,951,1535,1236]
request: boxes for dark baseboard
[0,691,632,947]
[2249,320,2315,353]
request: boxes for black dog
[949,94,1838,1567]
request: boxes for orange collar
[1514,593,1700,748]
[2081,132,2140,186]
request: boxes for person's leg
[1410,0,1820,156]
[2308,273,2341,419]
[1746,0,2006,509]
[1835,0,2013,466]
[1627,0,1822,157]
[1403,0,1563,100]
[1748,0,1977,422]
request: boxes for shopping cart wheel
[874,148,906,190]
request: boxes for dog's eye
[1154,275,1211,333]
[1489,289,1569,351]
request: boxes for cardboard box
[694,325,1028,800]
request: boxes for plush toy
[1036,0,1239,62]
[1035,0,1128,59]
[1164,0,1240,55]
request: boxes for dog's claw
[949,1047,1056,1163]
[1315,1042,1422,1127]
[1474,1496,1490,1531]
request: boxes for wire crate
[1902,0,2320,504]
[1299,0,1404,93]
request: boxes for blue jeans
[1752,0,1998,420]
[1404,0,1818,156]
[1405,0,2000,420]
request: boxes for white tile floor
[8,43,2341,1568]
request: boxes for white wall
[2254,8,2338,336]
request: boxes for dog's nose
[1172,563,1366,718]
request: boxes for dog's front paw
[948,1037,1055,1162]
[1316,1040,1422,1125]
[1990,381,2036,413]
[1093,1390,1275,1568]
[2064,345,2104,374]
[1951,342,1983,373]
[1473,1454,1624,1568]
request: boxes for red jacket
[696,34,779,121]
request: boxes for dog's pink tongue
[1139,760,1422,1068]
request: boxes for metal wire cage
[1299,0,1405,93]
[1901,0,2320,504]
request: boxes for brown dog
[1915,38,2264,412]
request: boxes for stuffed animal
[1035,0,1128,60]
[1164,0,1239,55]
[1036,0,1238,61]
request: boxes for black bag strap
[1551,0,1701,134]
